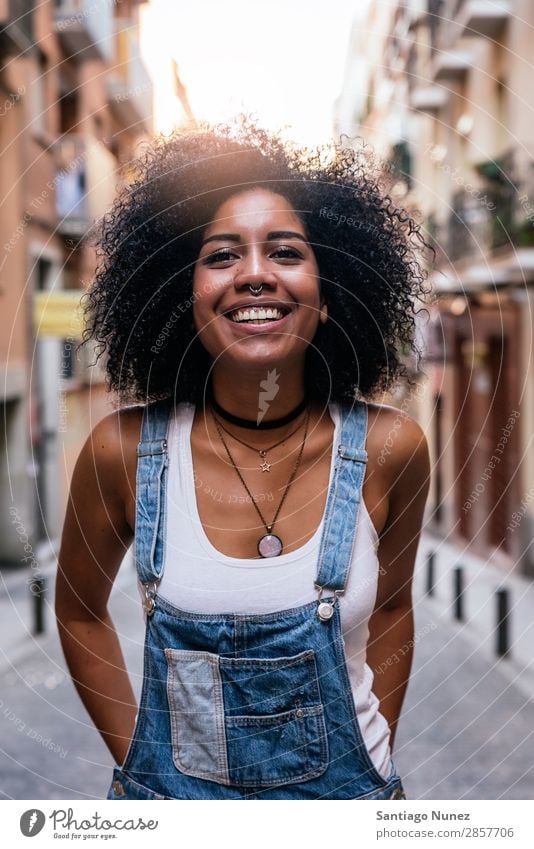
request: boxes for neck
[206,362,308,426]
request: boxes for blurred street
[1,538,533,801]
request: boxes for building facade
[0,0,154,568]
[335,0,534,578]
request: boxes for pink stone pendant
[257,533,283,558]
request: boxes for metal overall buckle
[142,582,158,616]
[315,585,343,622]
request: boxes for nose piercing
[248,283,264,295]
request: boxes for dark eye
[270,246,303,261]
[202,248,238,265]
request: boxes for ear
[319,300,328,324]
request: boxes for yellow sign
[34,290,85,338]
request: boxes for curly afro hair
[82,118,432,406]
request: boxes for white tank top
[154,401,394,779]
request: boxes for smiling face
[192,188,327,374]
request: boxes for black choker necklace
[209,393,308,430]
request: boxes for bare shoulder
[366,401,430,483]
[76,405,143,500]
[84,405,142,460]
[88,405,144,451]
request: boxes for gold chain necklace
[211,412,307,472]
[212,408,311,558]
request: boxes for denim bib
[107,398,406,800]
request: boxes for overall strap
[315,400,369,593]
[135,397,173,587]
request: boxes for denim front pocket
[165,648,328,788]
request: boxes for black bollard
[426,551,435,597]
[496,588,510,658]
[453,566,464,621]
[30,576,46,635]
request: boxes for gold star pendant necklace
[210,411,308,472]
[211,409,311,557]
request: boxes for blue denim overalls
[107,398,406,800]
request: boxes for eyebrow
[200,230,309,248]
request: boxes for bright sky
[140,0,358,147]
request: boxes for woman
[56,120,431,800]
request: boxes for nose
[232,245,277,291]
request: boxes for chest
[125,409,390,558]
[191,432,335,558]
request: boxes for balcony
[410,85,449,112]
[457,0,511,39]
[440,147,534,265]
[54,134,118,238]
[406,0,427,30]
[0,0,34,53]
[106,18,153,133]
[428,0,466,52]
[475,147,534,250]
[447,190,492,262]
[54,0,113,62]
[432,49,472,82]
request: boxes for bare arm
[55,408,141,766]
[366,411,431,749]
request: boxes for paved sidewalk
[414,532,534,706]
[0,551,59,677]
[395,593,534,800]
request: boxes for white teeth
[230,307,285,323]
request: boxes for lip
[220,301,293,335]
[220,300,294,335]
[222,311,293,334]
[221,299,293,316]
